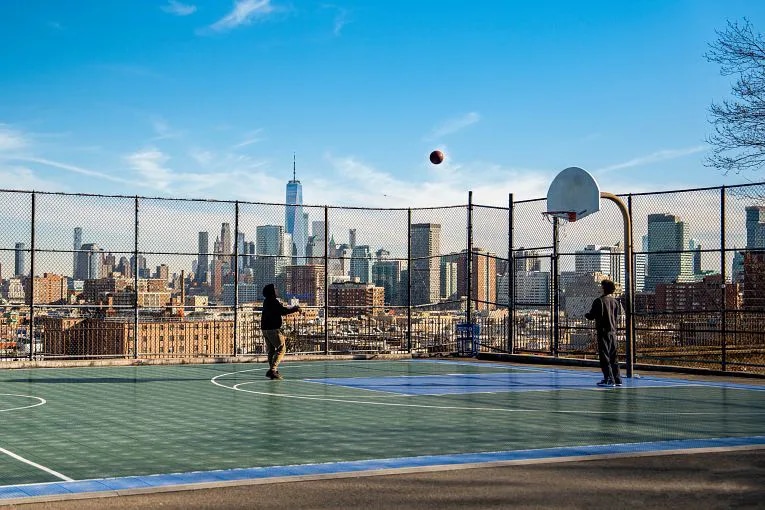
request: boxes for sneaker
[265,369,274,379]
[614,379,623,387]
[271,371,283,380]
[597,379,615,387]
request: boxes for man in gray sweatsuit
[585,279,623,387]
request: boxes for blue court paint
[305,372,689,395]
[2,436,764,502]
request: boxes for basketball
[429,150,444,165]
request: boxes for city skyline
[2,2,765,209]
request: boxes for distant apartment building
[743,252,765,310]
[328,281,384,318]
[373,257,404,306]
[350,245,373,284]
[286,264,325,306]
[14,242,27,277]
[39,317,234,357]
[561,271,616,318]
[23,273,68,305]
[456,248,497,311]
[514,271,550,305]
[514,248,542,272]
[655,274,740,312]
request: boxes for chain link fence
[0,183,763,374]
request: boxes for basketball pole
[600,192,634,378]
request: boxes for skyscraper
[220,223,232,265]
[745,206,765,249]
[197,232,209,284]
[350,245,372,283]
[285,156,308,264]
[410,223,441,306]
[14,242,26,277]
[73,227,82,279]
[645,214,694,291]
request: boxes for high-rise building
[197,232,209,284]
[456,248,497,310]
[514,248,542,272]
[574,244,623,287]
[373,253,404,306]
[349,229,357,249]
[14,242,27,277]
[514,271,550,304]
[440,260,458,300]
[410,223,441,306]
[645,214,694,291]
[350,245,372,283]
[256,225,284,256]
[743,252,765,310]
[77,243,104,280]
[745,206,765,249]
[689,238,702,275]
[220,223,232,265]
[73,227,82,279]
[236,232,245,271]
[635,235,648,292]
[311,221,326,260]
[285,157,307,265]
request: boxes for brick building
[328,281,384,318]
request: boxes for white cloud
[209,0,275,32]
[150,117,183,141]
[426,112,480,140]
[0,125,29,151]
[595,145,707,174]
[126,148,174,191]
[161,0,197,16]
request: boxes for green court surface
[0,360,764,498]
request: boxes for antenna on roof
[293,153,296,181]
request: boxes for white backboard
[546,167,600,221]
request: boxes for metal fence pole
[720,186,727,371]
[467,191,473,326]
[407,208,412,353]
[29,192,36,361]
[551,217,559,357]
[133,196,139,359]
[508,193,514,354]
[233,201,239,357]
[627,194,636,370]
[324,206,329,354]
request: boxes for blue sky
[2,0,765,208]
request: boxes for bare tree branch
[705,18,765,174]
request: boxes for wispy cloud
[150,117,183,141]
[161,0,197,16]
[425,112,480,140]
[321,5,350,36]
[126,148,175,191]
[209,0,275,32]
[11,156,136,185]
[595,145,707,174]
[0,125,29,152]
[232,129,265,149]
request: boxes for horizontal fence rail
[0,183,763,375]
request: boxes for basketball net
[542,211,577,224]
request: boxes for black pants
[597,331,621,382]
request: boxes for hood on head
[262,284,276,298]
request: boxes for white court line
[0,447,73,482]
[0,394,46,413]
[211,367,765,416]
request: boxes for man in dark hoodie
[584,279,623,387]
[261,284,300,380]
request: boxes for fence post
[324,206,329,355]
[551,217,559,357]
[407,208,412,353]
[508,193,514,354]
[134,196,139,359]
[467,191,473,326]
[233,201,239,357]
[627,194,636,372]
[28,192,36,361]
[720,186,727,372]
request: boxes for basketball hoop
[542,210,577,223]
